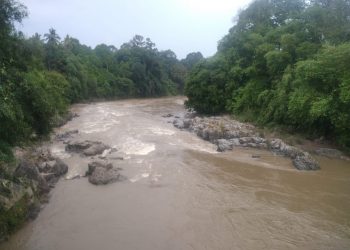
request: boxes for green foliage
[185,58,229,114]
[181,52,204,70]
[185,0,350,149]
[0,142,14,163]
[0,1,192,163]
[0,194,31,238]
[16,70,68,135]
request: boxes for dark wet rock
[86,161,125,185]
[83,143,109,156]
[216,139,233,152]
[38,159,68,177]
[108,156,124,160]
[173,119,185,129]
[14,155,70,194]
[14,158,50,194]
[269,139,320,170]
[65,140,93,152]
[15,159,41,182]
[183,119,191,129]
[41,172,56,183]
[27,202,41,220]
[293,152,320,170]
[65,140,110,156]
[162,113,173,118]
[86,161,113,175]
[51,159,68,177]
[55,130,79,141]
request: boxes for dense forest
[185,0,350,149]
[0,0,204,162]
[2,0,350,162]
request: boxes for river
[2,97,350,250]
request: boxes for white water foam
[80,106,123,134]
[117,137,155,155]
[130,173,150,183]
[149,127,175,135]
[51,145,71,159]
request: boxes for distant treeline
[185,0,350,149]
[0,0,204,161]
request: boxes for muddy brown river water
[2,97,350,250]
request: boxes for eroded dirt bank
[1,97,350,250]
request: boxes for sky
[18,0,252,59]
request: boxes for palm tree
[44,28,60,45]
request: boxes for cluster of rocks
[63,140,125,185]
[171,115,320,171]
[0,147,68,241]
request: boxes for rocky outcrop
[269,139,320,170]
[65,140,110,156]
[172,115,321,171]
[86,161,125,185]
[14,154,68,192]
[0,147,69,241]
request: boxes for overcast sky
[19,0,252,59]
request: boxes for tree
[182,52,204,70]
[185,0,350,149]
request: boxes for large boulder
[14,159,41,181]
[83,143,109,156]
[293,152,320,170]
[65,140,110,156]
[14,159,50,194]
[173,119,185,129]
[86,161,125,185]
[51,159,68,177]
[216,139,233,152]
[65,140,93,152]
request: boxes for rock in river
[86,161,125,185]
[65,140,110,156]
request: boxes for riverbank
[1,97,350,250]
[168,113,349,170]
[2,99,349,242]
[0,112,78,241]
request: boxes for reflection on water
[2,97,350,250]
